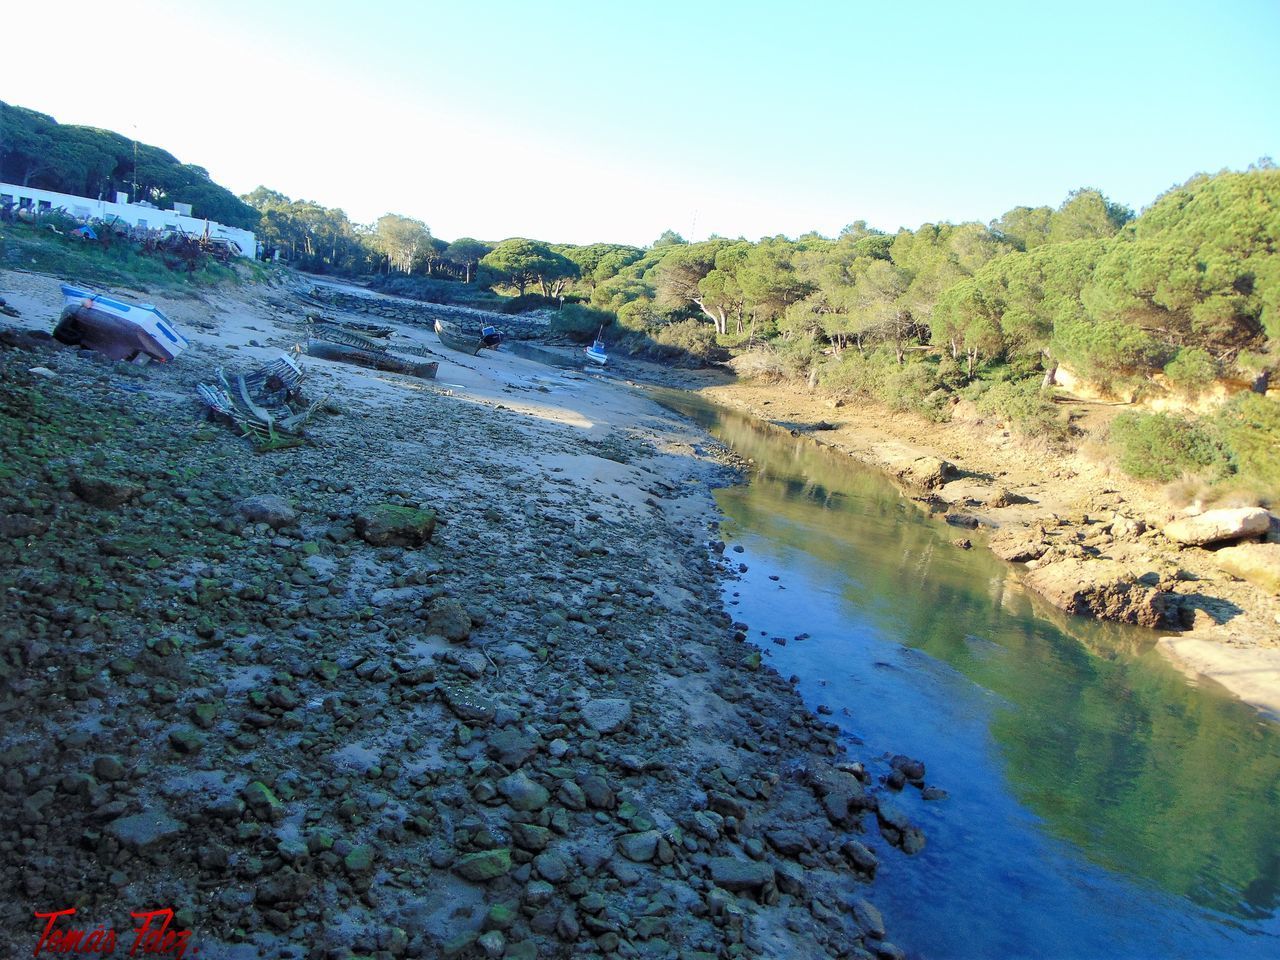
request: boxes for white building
[0,181,257,259]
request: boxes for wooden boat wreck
[53,283,190,364]
[434,317,502,356]
[304,322,438,379]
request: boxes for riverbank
[0,271,922,958]
[692,375,1280,720]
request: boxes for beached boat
[53,284,190,364]
[305,339,438,379]
[585,336,608,365]
[434,317,502,356]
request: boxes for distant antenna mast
[132,126,139,202]
[690,210,698,242]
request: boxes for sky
[4,0,1279,246]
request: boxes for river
[655,390,1280,960]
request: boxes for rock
[775,861,805,896]
[581,698,631,734]
[577,773,614,810]
[557,780,587,810]
[523,879,555,906]
[989,526,1051,563]
[242,781,284,821]
[168,728,204,754]
[487,729,537,767]
[93,755,126,781]
[690,810,723,841]
[343,844,376,873]
[617,830,661,863]
[71,472,143,508]
[255,869,312,904]
[454,848,513,882]
[354,503,436,547]
[106,811,184,852]
[707,857,774,893]
[889,755,925,782]
[533,851,569,883]
[1109,514,1146,539]
[476,931,505,959]
[498,770,550,812]
[876,800,926,854]
[840,839,878,877]
[764,829,808,856]
[1212,542,1280,594]
[893,456,955,491]
[441,932,478,958]
[511,822,552,852]
[806,763,869,826]
[1024,558,1175,628]
[235,495,296,529]
[985,487,1017,508]
[851,898,886,939]
[1164,507,1271,547]
[427,600,472,642]
[441,686,497,724]
[556,906,580,941]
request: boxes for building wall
[0,181,257,259]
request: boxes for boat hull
[434,318,489,356]
[585,347,608,365]
[55,284,189,363]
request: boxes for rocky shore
[696,378,1280,719]
[0,272,928,959]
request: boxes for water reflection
[655,390,1280,956]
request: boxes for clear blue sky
[6,0,1279,245]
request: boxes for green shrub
[548,303,612,341]
[616,299,662,332]
[1163,347,1219,392]
[773,332,822,379]
[975,378,1066,439]
[818,350,888,397]
[1210,392,1280,494]
[882,360,949,420]
[1109,411,1228,482]
[650,319,726,366]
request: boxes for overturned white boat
[54,283,190,364]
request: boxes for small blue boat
[585,330,607,365]
[54,284,190,364]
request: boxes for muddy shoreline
[0,273,928,958]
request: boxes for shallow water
[655,391,1280,960]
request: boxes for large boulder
[891,456,955,491]
[1163,508,1271,547]
[106,811,185,852]
[426,600,472,642]
[1024,558,1175,628]
[708,857,774,893]
[1212,542,1280,594]
[454,848,512,882]
[580,698,632,734]
[71,471,142,508]
[354,503,436,547]
[236,494,296,529]
[989,526,1051,563]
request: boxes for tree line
[6,99,1276,418]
